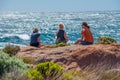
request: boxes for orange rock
[16,44,120,71]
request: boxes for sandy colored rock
[16,44,120,71]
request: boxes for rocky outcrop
[17,44,120,71]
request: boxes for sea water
[0,11,120,48]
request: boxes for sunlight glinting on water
[0,11,120,48]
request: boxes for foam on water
[0,11,120,48]
[0,34,30,40]
[18,34,30,40]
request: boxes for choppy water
[0,11,120,48]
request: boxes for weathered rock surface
[17,44,120,71]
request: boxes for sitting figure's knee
[77,38,82,42]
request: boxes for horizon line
[0,9,120,13]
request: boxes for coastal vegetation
[26,62,64,80]
[3,44,20,56]
[0,51,28,79]
[97,36,117,44]
[49,42,70,48]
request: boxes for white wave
[18,34,30,40]
[0,34,14,38]
[1,34,30,40]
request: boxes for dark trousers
[30,42,39,47]
[81,41,93,45]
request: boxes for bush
[50,42,70,48]
[3,44,20,56]
[26,69,44,80]
[0,51,28,76]
[26,62,64,80]
[20,57,35,64]
[37,62,64,80]
[1,69,28,80]
[57,42,68,47]
[63,72,80,80]
[97,36,117,44]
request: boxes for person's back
[30,28,40,47]
[55,23,68,44]
[57,29,66,42]
[30,33,40,44]
[82,28,94,42]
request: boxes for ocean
[0,11,120,48]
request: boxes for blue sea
[0,11,120,48]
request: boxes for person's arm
[37,33,41,47]
[81,29,85,34]
[55,32,58,40]
[37,36,41,47]
[37,36,40,43]
[64,32,68,42]
[81,29,85,41]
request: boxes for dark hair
[82,22,90,29]
[33,28,39,33]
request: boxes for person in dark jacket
[30,28,40,47]
[55,23,68,44]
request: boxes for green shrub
[50,42,70,48]
[37,62,64,80]
[97,36,117,44]
[1,69,28,80]
[63,71,89,80]
[57,42,67,47]
[3,44,20,56]
[26,69,44,80]
[0,51,28,76]
[63,72,79,80]
[26,62,64,80]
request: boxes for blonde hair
[33,28,39,33]
[58,22,64,29]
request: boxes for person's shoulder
[33,32,40,36]
[82,28,86,32]
[61,29,65,32]
[59,29,65,32]
[37,33,40,35]
[37,32,40,34]
[62,30,66,33]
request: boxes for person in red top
[75,22,94,45]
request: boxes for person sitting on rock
[30,28,41,47]
[55,22,68,44]
[75,22,94,45]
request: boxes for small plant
[57,42,67,47]
[63,72,80,80]
[0,51,28,76]
[50,42,70,48]
[26,69,44,80]
[21,57,35,64]
[3,44,20,56]
[26,62,64,80]
[37,62,64,80]
[97,36,117,44]
[1,69,28,80]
